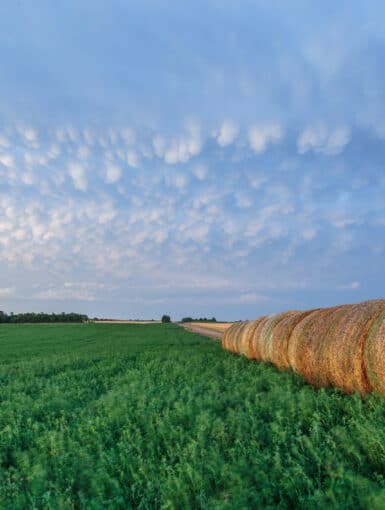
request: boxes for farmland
[2,324,385,509]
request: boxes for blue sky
[0,1,385,320]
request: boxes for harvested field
[184,322,232,331]
[222,299,385,395]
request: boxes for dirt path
[180,322,232,339]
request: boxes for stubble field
[1,323,385,509]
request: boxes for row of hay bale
[222,299,385,395]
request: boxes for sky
[0,1,385,320]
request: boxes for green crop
[1,323,385,509]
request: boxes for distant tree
[181,317,193,323]
[161,315,171,323]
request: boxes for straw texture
[222,299,385,395]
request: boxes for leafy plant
[1,323,385,509]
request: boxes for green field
[1,324,385,509]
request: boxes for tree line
[181,317,217,323]
[0,311,89,323]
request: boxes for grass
[1,323,385,509]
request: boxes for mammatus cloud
[68,162,88,191]
[0,135,10,148]
[164,126,202,164]
[297,125,351,155]
[0,153,15,168]
[216,120,239,147]
[105,163,122,184]
[248,124,284,154]
[0,119,383,318]
[126,150,139,168]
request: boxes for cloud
[105,163,122,183]
[68,161,87,191]
[0,120,383,319]
[0,287,14,296]
[153,135,165,158]
[235,292,268,304]
[121,127,136,145]
[23,127,38,144]
[338,281,360,290]
[297,125,351,155]
[248,124,284,154]
[1,3,385,318]
[163,122,202,164]
[0,153,15,168]
[48,144,61,159]
[235,192,253,209]
[192,163,207,180]
[127,150,139,167]
[216,120,239,147]
[35,287,96,301]
[78,145,90,160]
[0,136,10,148]
[164,137,201,164]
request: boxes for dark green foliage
[181,317,217,322]
[0,311,88,323]
[161,314,171,323]
[1,323,385,509]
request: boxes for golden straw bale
[266,310,315,370]
[222,299,385,395]
[365,302,385,393]
[324,300,385,394]
[307,304,358,388]
[252,313,294,363]
[248,317,270,359]
[221,322,229,350]
[231,322,246,353]
[222,322,239,351]
[227,322,245,353]
[287,305,351,387]
[222,320,255,356]
[221,322,239,352]
[248,316,270,361]
[234,321,252,354]
[237,320,263,358]
[233,321,251,354]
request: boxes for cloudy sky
[0,1,385,320]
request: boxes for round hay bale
[364,301,385,393]
[266,310,315,370]
[222,299,385,396]
[308,304,358,389]
[221,322,230,350]
[230,322,245,353]
[238,319,264,358]
[221,322,240,352]
[287,305,351,387]
[325,300,385,394]
[234,321,252,355]
[251,312,296,363]
[248,315,271,361]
